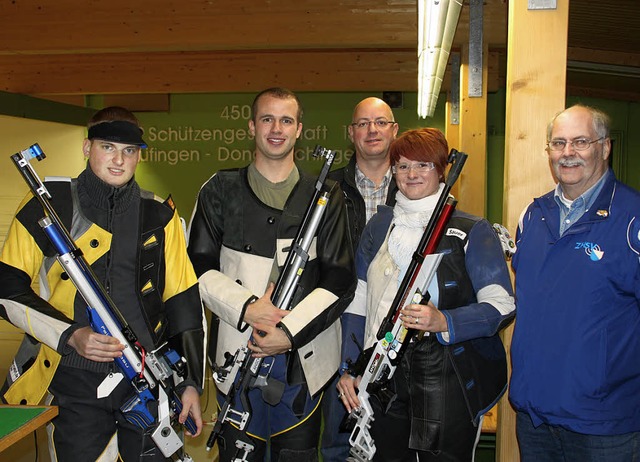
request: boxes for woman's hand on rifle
[337,372,362,413]
[400,301,448,333]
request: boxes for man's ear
[602,138,611,161]
[347,124,355,143]
[248,120,255,137]
[82,139,92,158]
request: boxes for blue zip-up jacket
[510,170,640,435]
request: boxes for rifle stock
[11,144,196,460]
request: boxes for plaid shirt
[355,163,392,222]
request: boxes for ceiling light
[417,0,463,118]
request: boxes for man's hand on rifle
[244,283,288,328]
[337,372,362,413]
[248,322,292,357]
[68,326,125,362]
[400,301,448,333]
[180,385,203,437]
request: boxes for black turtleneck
[76,164,140,226]
[62,166,156,370]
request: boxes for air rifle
[343,149,467,462]
[205,145,337,460]
[11,144,197,461]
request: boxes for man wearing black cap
[0,107,205,461]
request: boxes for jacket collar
[77,164,140,214]
[343,153,398,204]
[536,169,616,237]
[343,154,358,189]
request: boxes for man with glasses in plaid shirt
[321,96,399,462]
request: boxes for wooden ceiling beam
[0,0,509,55]
[568,47,640,67]
[0,50,419,94]
[0,49,508,96]
[0,50,408,95]
[0,1,418,55]
[2,1,637,102]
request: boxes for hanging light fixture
[417,0,463,118]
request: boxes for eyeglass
[547,137,604,152]
[350,119,396,130]
[392,162,436,174]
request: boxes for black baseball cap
[88,120,147,148]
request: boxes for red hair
[390,128,449,180]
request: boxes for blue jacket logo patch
[575,242,604,261]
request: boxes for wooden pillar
[497,1,569,461]
[458,42,489,217]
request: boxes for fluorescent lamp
[418,0,463,118]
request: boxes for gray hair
[547,104,610,141]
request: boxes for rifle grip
[170,388,198,435]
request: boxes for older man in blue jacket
[510,104,640,461]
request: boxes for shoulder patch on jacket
[140,189,174,224]
[164,194,176,212]
[446,228,467,240]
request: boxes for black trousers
[216,400,321,462]
[49,365,170,462]
[370,339,480,462]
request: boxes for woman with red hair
[337,127,515,461]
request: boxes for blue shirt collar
[553,169,611,235]
[553,169,611,212]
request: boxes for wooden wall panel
[458,43,489,217]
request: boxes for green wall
[0,91,93,126]
[484,91,640,226]
[1,90,636,225]
[134,92,446,219]
[565,95,639,189]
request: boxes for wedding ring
[338,392,345,398]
